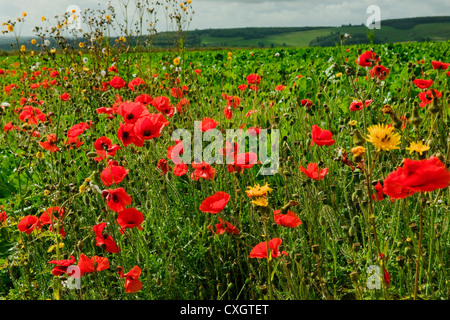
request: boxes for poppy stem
[414,195,425,300]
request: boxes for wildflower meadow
[0,1,449,304]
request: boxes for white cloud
[0,0,448,37]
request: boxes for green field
[198,22,450,48]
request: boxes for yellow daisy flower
[351,146,366,157]
[246,183,273,198]
[405,141,430,155]
[366,124,401,152]
[251,197,269,207]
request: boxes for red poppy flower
[349,100,372,111]
[209,217,240,235]
[300,162,328,180]
[371,181,384,201]
[311,125,335,146]
[93,222,121,253]
[118,265,143,293]
[18,215,41,234]
[135,94,153,105]
[246,74,261,85]
[248,127,261,136]
[250,238,288,258]
[176,98,190,114]
[369,65,389,80]
[383,156,450,200]
[356,50,380,67]
[224,106,233,119]
[300,99,313,107]
[245,109,258,117]
[199,191,231,214]
[199,117,218,132]
[152,96,175,117]
[67,122,91,139]
[96,107,115,119]
[190,161,216,180]
[418,89,442,108]
[273,210,302,228]
[94,136,121,161]
[100,160,129,186]
[228,152,258,174]
[226,96,241,109]
[77,254,109,276]
[117,208,145,233]
[0,210,7,224]
[222,141,239,162]
[117,102,148,124]
[39,207,66,237]
[134,113,169,141]
[170,87,184,99]
[128,77,146,91]
[48,255,76,276]
[60,92,70,101]
[383,267,390,286]
[431,61,450,70]
[108,65,118,73]
[157,158,172,174]
[117,122,143,147]
[167,139,184,163]
[275,84,286,91]
[238,84,248,91]
[103,188,132,212]
[39,133,60,152]
[109,76,126,89]
[170,162,187,176]
[413,79,433,90]
[18,106,47,124]
[4,122,19,132]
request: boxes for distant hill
[0,16,449,52]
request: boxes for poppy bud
[311,244,320,255]
[428,90,441,114]
[259,284,268,295]
[77,240,84,250]
[348,226,356,237]
[350,271,359,283]
[352,129,366,147]
[396,255,405,268]
[409,104,423,127]
[404,246,413,257]
[391,115,403,130]
[382,104,394,115]
[352,242,361,253]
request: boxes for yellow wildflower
[252,197,269,207]
[366,124,401,152]
[246,183,273,198]
[405,141,430,155]
[351,146,366,157]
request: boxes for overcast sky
[1,0,449,37]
